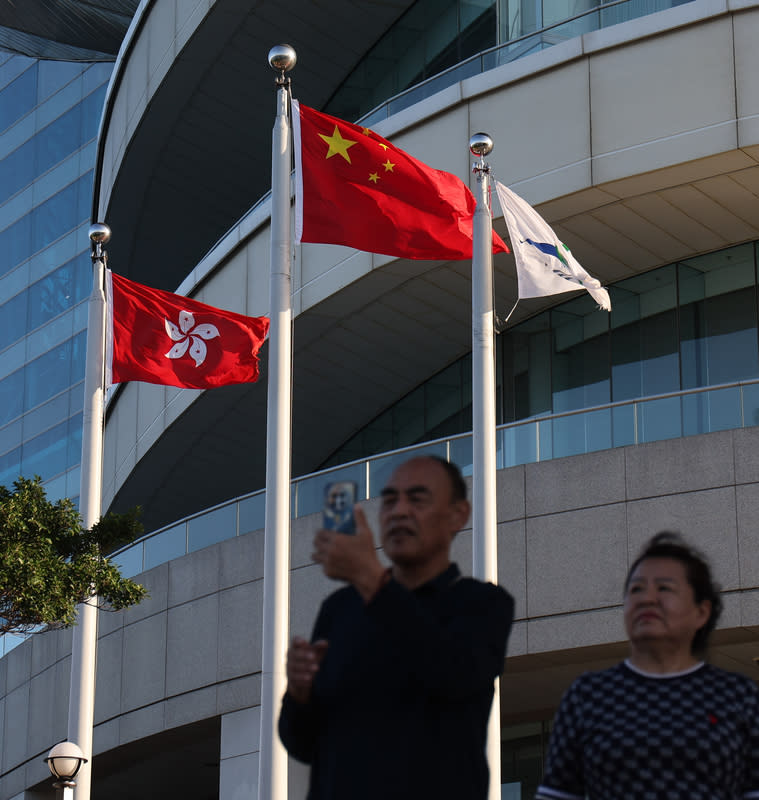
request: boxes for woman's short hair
[625,531,723,654]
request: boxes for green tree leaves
[0,477,147,635]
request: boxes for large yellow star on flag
[319,125,357,163]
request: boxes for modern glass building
[329,242,759,464]
[0,54,113,658]
[0,54,112,499]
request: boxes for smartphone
[322,480,357,534]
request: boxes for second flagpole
[258,45,296,800]
[470,133,502,800]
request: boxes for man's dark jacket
[278,563,514,800]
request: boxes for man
[278,455,514,800]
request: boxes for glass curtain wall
[325,242,759,468]
[326,0,497,121]
[0,53,112,504]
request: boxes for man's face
[379,458,469,570]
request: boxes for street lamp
[45,741,87,799]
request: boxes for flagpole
[469,134,501,800]
[259,45,296,800]
[67,223,110,800]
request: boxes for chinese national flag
[107,271,269,389]
[292,100,509,260]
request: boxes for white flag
[494,180,611,311]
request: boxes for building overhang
[96,0,415,294]
[0,0,137,60]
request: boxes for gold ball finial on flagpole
[268,44,296,85]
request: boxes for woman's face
[624,557,711,655]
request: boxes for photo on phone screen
[323,480,357,534]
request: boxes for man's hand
[312,506,387,601]
[286,636,328,704]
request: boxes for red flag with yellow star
[292,100,509,261]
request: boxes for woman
[535,532,759,800]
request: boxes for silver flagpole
[68,223,110,800]
[259,45,296,800]
[469,133,502,800]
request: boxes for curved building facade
[2,0,759,798]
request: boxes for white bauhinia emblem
[164,310,220,368]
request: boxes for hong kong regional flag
[292,100,509,260]
[106,271,269,389]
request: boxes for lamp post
[46,741,88,800]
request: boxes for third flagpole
[259,45,296,800]
[469,133,502,800]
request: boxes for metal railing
[110,377,759,578]
[358,0,641,127]
[3,376,757,658]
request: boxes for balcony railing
[111,377,759,578]
[2,377,757,658]
[357,0,678,127]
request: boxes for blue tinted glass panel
[680,285,759,389]
[638,396,681,442]
[552,314,610,413]
[144,524,186,569]
[295,464,366,519]
[0,139,35,204]
[32,180,79,249]
[538,418,553,461]
[36,104,83,176]
[502,422,537,467]
[25,341,72,410]
[0,291,28,351]
[0,446,21,487]
[0,65,37,132]
[682,387,741,436]
[0,369,24,426]
[111,543,144,578]
[239,493,265,535]
[742,383,759,428]
[71,330,87,385]
[0,173,92,278]
[550,409,611,458]
[612,403,636,447]
[0,213,32,278]
[37,61,83,102]
[449,435,473,476]
[21,419,68,478]
[28,253,91,331]
[549,415,578,458]
[82,85,107,140]
[67,414,83,468]
[188,503,237,553]
[24,332,85,412]
[612,311,679,401]
[77,171,93,220]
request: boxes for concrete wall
[4,428,758,799]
